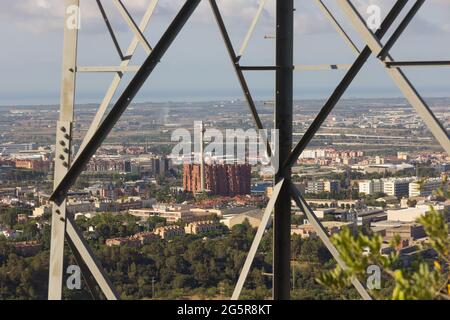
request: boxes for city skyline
[0,0,449,303]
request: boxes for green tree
[318,207,450,300]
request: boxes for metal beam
[50,0,202,204]
[66,217,119,300]
[238,0,268,59]
[314,0,360,55]
[67,235,102,300]
[76,66,140,73]
[294,64,352,71]
[290,183,372,300]
[232,179,285,300]
[48,0,79,300]
[273,0,294,301]
[96,0,125,60]
[239,65,278,71]
[75,0,158,160]
[337,0,450,156]
[112,0,152,54]
[386,60,450,68]
[209,0,271,158]
[377,0,425,60]
[240,64,352,71]
[209,0,266,133]
[283,0,408,171]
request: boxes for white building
[358,179,383,195]
[409,177,443,197]
[220,209,263,229]
[306,180,325,194]
[387,203,448,222]
[359,180,373,195]
[382,178,415,197]
[300,149,327,159]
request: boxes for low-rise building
[105,237,141,248]
[33,205,51,217]
[128,208,159,219]
[11,241,42,256]
[355,208,387,226]
[386,203,448,222]
[106,231,159,247]
[66,201,96,215]
[14,159,51,171]
[139,205,196,223]
[185,220,219,235]
[385,223,426,241]
[154,225,185,239]
[220,209,263,229]
[291,221,355,238]
[130,232,159,244]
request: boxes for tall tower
[200,121,205,193]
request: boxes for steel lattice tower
[49,0,450,300]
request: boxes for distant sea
[1,85,449,107]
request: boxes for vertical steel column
[273,0,294,300]
[48,0,79,300]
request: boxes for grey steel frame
[49,0,450,300]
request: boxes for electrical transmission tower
[49,0,450,300]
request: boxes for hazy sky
[1,0,450,105]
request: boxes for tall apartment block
[183,163,251,196]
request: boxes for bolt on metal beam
[48,0,80,300]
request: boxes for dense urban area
[0,97,449,299]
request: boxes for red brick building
[183,164,251,196]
